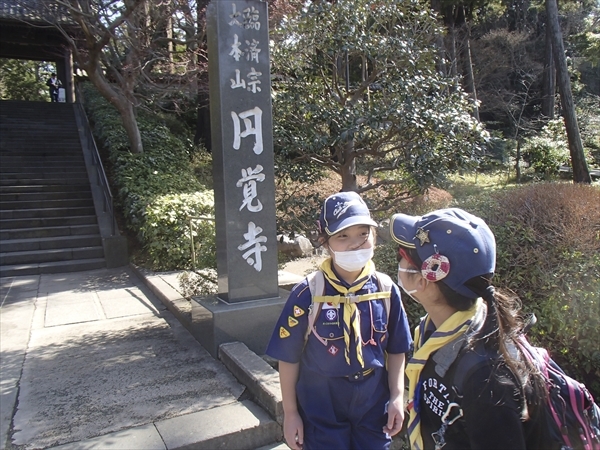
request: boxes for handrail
[74,87,117,236]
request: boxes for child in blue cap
[267,191,412,450]
[391,208,550,449]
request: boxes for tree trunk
[546,0,591,183]
[340,140,358,192]
[515,139,522,182]
[430,0,448,77]
[541,23,555,118]
[120,102,144,154]
[461,20,479,121]
[87,69,144,153]
[448,23,458,79]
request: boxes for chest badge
[328,344,339,356]
[325,309,337,321]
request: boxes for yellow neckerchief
[406,298,482,450]
[318,258,380,367]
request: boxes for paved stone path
[1,268,244,450]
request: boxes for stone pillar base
[191,291,289,358]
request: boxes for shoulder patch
[279,327,291,338]
[288,316,299,328]
[293,305,305,317]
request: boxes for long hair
[399,246,546,411]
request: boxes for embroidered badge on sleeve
[288,316,299,328]
[280,327,291,338]
[293,305,305,317]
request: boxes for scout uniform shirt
[266,268,412,377]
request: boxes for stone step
[0,171,87,181]
[0,150,83,156]
[0,215,97,230]
[0,191,92,202]
[0,198,92,210]
[0,206,96,220]
[0,246,104,266]
[0,177,89,186]
[0,185,91,194]
[1,155,84,161]
[0,257,106,277]
[1,234,102,253]
[0,223,99,240]
[2,156,83,163]
[49,400,282,450]
[0,144,81,150]
[0,163,85,170]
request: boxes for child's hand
[383,396,405,436]
[283,410,304,450]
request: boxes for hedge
[81,82,216,271]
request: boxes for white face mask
[331,247,374,272]
[398,265,420,301]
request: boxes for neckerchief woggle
[406,298,483,450]
[318,258,378,367]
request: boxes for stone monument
[193,0,287,357]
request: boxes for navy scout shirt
[266,269,413,377]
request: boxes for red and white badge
[322,302,339,309]
[421,254,450,281]
[328,345,339,356]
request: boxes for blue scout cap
[390,208,496,299]
[319,192,377,236]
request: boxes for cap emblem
[333,199,361,219]
[415,228,430,246]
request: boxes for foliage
[271,0,489,205]
[471,28,543,139]
[0,59,52,101]
[577,96,600,167]
[31,0,208,153]
[520,119,570,177]
[373,182,600,399]
[489,183,600,398]
[82,82,215,271]
[573,4,600,68]
[141,192,216,270]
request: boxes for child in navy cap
[267,192,412,450]
[391,208,549,449]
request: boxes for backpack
[515,335,600,450]
[303,270,394,342]
[448,331,600,450]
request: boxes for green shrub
[521,120,570,177]
[489,183,600,398]
[141,192,216,270]
[81,82,215,271]
[374,182,600,399]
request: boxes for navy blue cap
[390,208,496,299]
[319,192,377,236]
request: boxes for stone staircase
[0,100,106,277]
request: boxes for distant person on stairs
[47,73,62,102]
